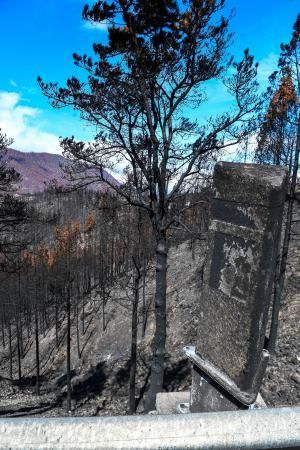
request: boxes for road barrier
[0,406,299,449]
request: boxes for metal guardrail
[0,406,299,449]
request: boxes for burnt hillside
[4,148,118,194]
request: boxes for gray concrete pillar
[186,162,288,410]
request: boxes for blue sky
[0,0,299,154]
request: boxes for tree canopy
[39,0,260,211]
[256,14,299,168]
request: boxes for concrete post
[185,162,288,411]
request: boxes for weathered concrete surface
[196,162,288,392]
[156,391,190,414]
[185,345,269,407]
[0,407,299,449]
[190,364,245,413]
[189,362,267,413]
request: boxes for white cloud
[257,53,279,89]
[222,134,258,163]
[0,91,61,154]
[82,21,108,31]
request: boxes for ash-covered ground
[0,231,299,417]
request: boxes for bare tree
[39,0,261,410]
[0,130,28,270]
[255,14,300,353]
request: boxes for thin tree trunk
[27,309,31,340]
[66,289,72,412]
[35,309,40,395]
[44,283,49,331]
[268,114,300,353]
[144,231,167,413]
[82,297,85,335]
[191,237,195,261]
[142,260,147,338]
[76,291,81,359]
[16,320,22,381]
[55,296,59,348]
[1,313,5,349]
[129,270,140,414]
[42,306,46,338]
[18,270,24,359]
[8,321,13,380]
[19,316,23,359]
[110,238,114,283]
[39,310,44,338]
[102,287,106,332]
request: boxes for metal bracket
[183,345,269,406]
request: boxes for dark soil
[0,221,299,416]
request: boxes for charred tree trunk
[19,317,24,359]
[102,286,107,332]
[110,237,114,283]
[144,230,167,413]
[102,295,105,331]
[8,321,13,380]
[268,114,300,353]
[16,319,22,382]
[82,297,85,335]
[66,288,72,412]
[55,295,59,348]
[26,308,31,341]
[142,260,147,338]
[129,269,140,414]
[43,283,49,332]
[76,290,81,359]
[34,309,40,395]
[1,311,5,349]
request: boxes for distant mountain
[4,148,119,194]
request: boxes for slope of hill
[4,148,118,194]
[0,236,299,417]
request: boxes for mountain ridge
[4,148,118,194]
